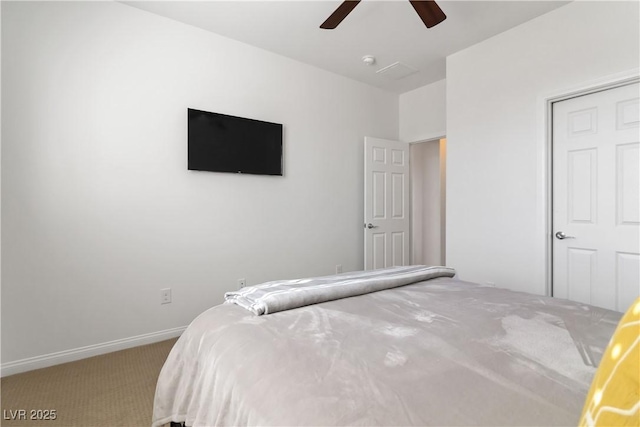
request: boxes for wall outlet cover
[161,288,172,304]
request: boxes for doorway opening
[410,138,446,266]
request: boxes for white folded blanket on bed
[224,265,456,315]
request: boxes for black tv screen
[188,108,283,176]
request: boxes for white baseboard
[1,326,186,377]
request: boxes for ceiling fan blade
[320,1,361,29]
[409,0,447,28]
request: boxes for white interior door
[552,82,640,312]
[364,137,410,270]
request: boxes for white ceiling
[123,0,571,93]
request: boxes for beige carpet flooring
[1,338,178,427]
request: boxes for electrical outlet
[161,288,172,304]
[336,264,343,274]
[238,278,246,289]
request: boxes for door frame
[539,69,640,297]
[408,136,446,266]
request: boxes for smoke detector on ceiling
[362,55,376,66]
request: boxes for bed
[152,266,623,427]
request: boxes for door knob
[365,223,378,229]
[555,231,575,240]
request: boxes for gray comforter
[152,277,620,427]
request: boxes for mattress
[152,276,621,427]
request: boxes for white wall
[1,1,398,367]
[399,79,445,143]
[446,1,639,294]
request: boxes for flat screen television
[188,108,283,176]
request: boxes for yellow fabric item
[579,298,640,426]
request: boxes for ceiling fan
[320,0,447,29]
